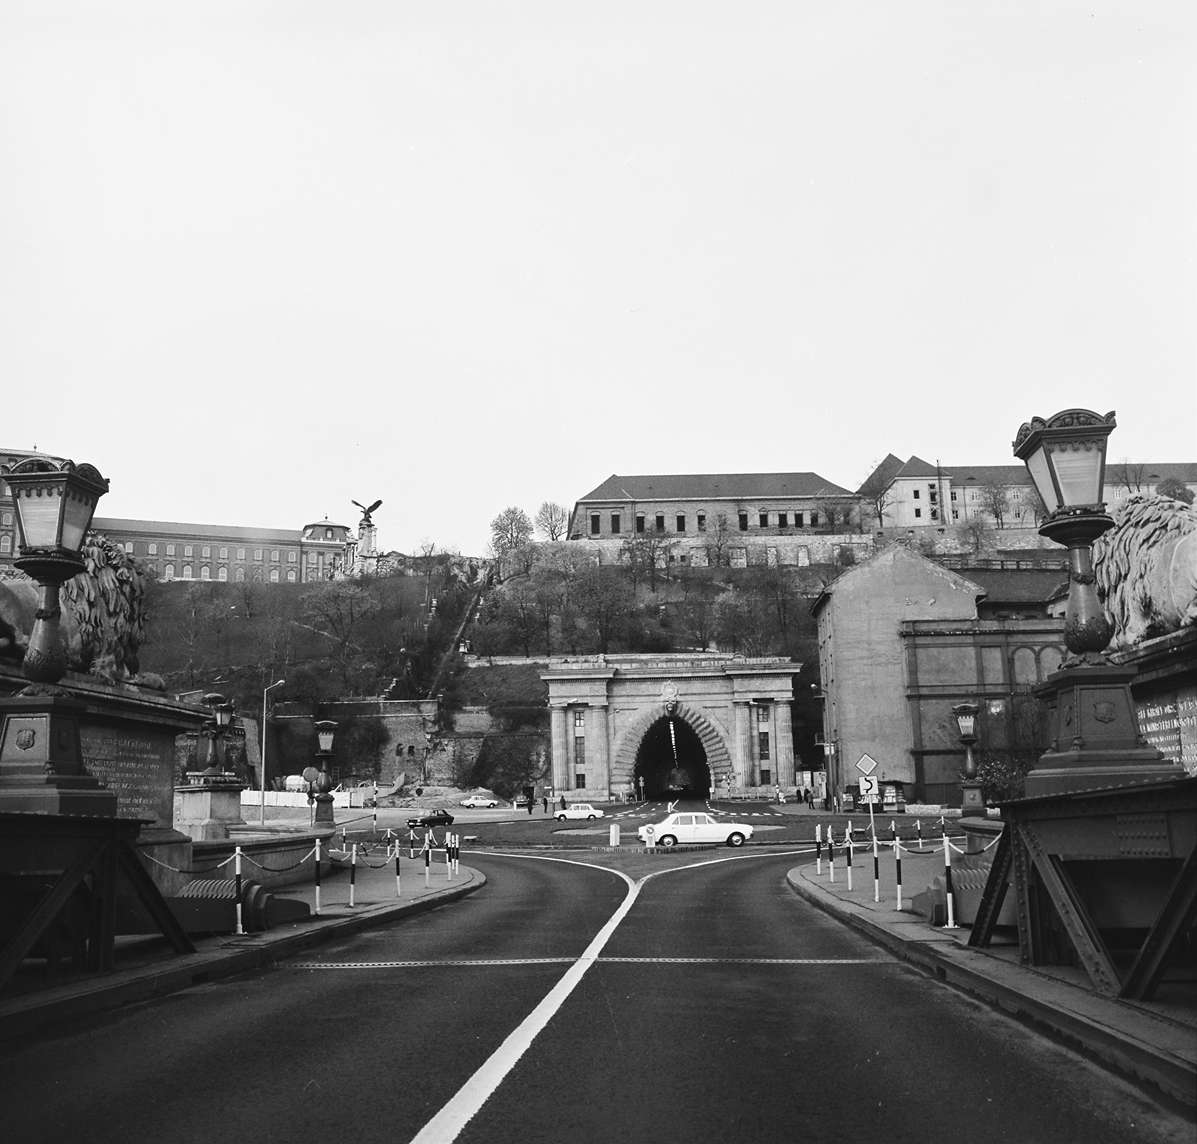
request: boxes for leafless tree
[534,501,569,541]
[857,469,897,530]
[1110,459,1148,494]
[978,485,1012,529]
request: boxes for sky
[2,2,1194,558]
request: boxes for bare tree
[1110,459,1148,494]
[857,468,898,531]
[978,485,1012,529]
[620,534,670,592]
[958,517,994,555]
[534,501,569,541]
[489,506,534,558]
[707,512,734,566]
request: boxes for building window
[271,549,280,561]
[254,548,263,560]
[757,705,770,724]
[574,710,585,728]
[914,508,922,519]
[950,490,958,502]
[795,513,804,527]
[778,512,788,527]
[288,550,297,562]
[811,512,819,526]
[611,513,621,534]
[759,512,769,528]
[148,542,158,556]
[676,514,685,532]
[738,513,748,531]
[219,546,228,558]
[217,567,228,582]
[200,565,210,580]
[202,546,211,558]
[124,542,134,554]
[697,513,706,531]
[269,568,280,583]
[237,547,246,559]
[655,514,665,532]
[575,772,586,790]
[182,564,193,579]
[574,737,585,767]
[287,569,297,582]
[1,510,10,526]
[759,732,770,760]
[760,768,771,786]
[913,488,920,499]
[636,514,645,533]
[951,509,959,521]
[164,563,175,580]
[590,514,601,535]
[307,551,317,562]
[0,535,11,554]
[235,568,245,582]
[184,545,193,557]
[325,529,333,540]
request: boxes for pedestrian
[805,788,813,809]
[527,797,533,815]
[774,784,782,805]
[542,795,548,814]
[560,794,567,810]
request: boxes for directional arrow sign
[855,753,878,776]
[858,775,880,797]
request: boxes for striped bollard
[943,830,958,929]
[846,836,854,891]
[452,833,460,875]
[894,837,904,911]
[872,831,880,903]
[341,827,348,853]
[314,837,322,916]
[815,823,823,875]
[445,837,452,879]
[372,781,378,835]
[424,837,431,886]
[234,845,245,935]
[827,829,836,883]
[409,828,416,859]
[349,842,358,908]
[394,841,402,898]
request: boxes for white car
[638,812,753,848]
[460,795,499,808]
[555,803,604,821]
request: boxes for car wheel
[727,832,746,847]
[556,814,567,821]
[587,814,596,820]
[658,834,678,848]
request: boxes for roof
[955,567,1067,605]
[92,517,303,544]
[576,472,854,503]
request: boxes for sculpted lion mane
[1093,493,1197,650]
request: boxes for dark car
[407,809,454,830]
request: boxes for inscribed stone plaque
[1136,685,1197,776]
[81,725,176,827]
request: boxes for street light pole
[260,679,285,826]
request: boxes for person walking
[542,795,548,814]
[559,794,567,811]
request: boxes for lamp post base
[960,780,987,817]
[313,792,335,826]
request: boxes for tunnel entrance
[633,716,709,799]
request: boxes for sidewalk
[0,840,485,1042]
[787,840,1197,1110]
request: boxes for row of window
[158,564,301,583]
[589,509,828,536]
[119,541,300,562]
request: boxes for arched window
[1012,647,1037,685]
[200,565,211,580]
[269,568,280,583]
[235,567,245,583]
[182,564,193,579]
[163,563,175,580]
[1040,646,1064,677]
[217,566,228,582]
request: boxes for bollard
[349,842,358,908]
[943,831,958,929]
[916,818,923,848]
[445,839,452,879]
[314,837,322,916]
[872,832,880,904]
[815,823,823,875]
[394,841,402,898]
[372,780,378,836]
[424,838,431,886]
[894,837,903,911]
[341,827,348,852]
[234,845,245,935]
[846,836,854,892]
[827,829,836,883]
[609,823,620,848]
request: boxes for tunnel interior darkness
[633,716,710,799]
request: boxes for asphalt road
[4,852,1191,1144]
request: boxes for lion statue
[0,531,156,684]
[1093,493,1197,650]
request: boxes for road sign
[856,754,878,776]
[858,775,880,797]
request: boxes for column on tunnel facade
[585,703,611,796]
[549,704,570,794]
[775,700,795,788]
[733,701,754,789]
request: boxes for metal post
[314,837,322,916]
[260,679,284,826]
[943,829,957,929]
[828,829,836,883]
[895,837,903,911]
[234,846,244,935]
[394,841,402,898]
[349,842,357,908]
[815,822,822,875]
[872,831,880,904]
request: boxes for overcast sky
[3,2,1194,557]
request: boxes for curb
[787,872,1197,1111]
[0,869,487,1043]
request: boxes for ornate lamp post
[1,457,109,683]
[311,719,338,826]
[198,693,235,779]
[0,458,117,816]
[952,701,985,816]
[1012,409,1180,796]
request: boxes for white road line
[406,847,833,1142]
[287,956,889,970]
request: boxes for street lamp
[1,457,108,682]
[260,679,285,825]
[198,692,235,779]
[311,719,338,826]
[1012,409,1180,796]
[952,701,985,816]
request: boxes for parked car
[460,795,499,808]
[637,812,753,848]
[407,809,455,829]
[555,803,604,821]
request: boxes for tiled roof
[894,455,940,479]
[956,567,1067,605]
[577,472,854,502]
[92,517,302,544]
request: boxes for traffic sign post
[858,774,880,875]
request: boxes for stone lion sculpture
[0,531,157,684]
[1093,493,1197,650]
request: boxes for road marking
[286,956,890,970]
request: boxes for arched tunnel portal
[633,716,710,799]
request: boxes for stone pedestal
[174,775,247,841]
[960,780,986,816]
[0,692,118,816]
